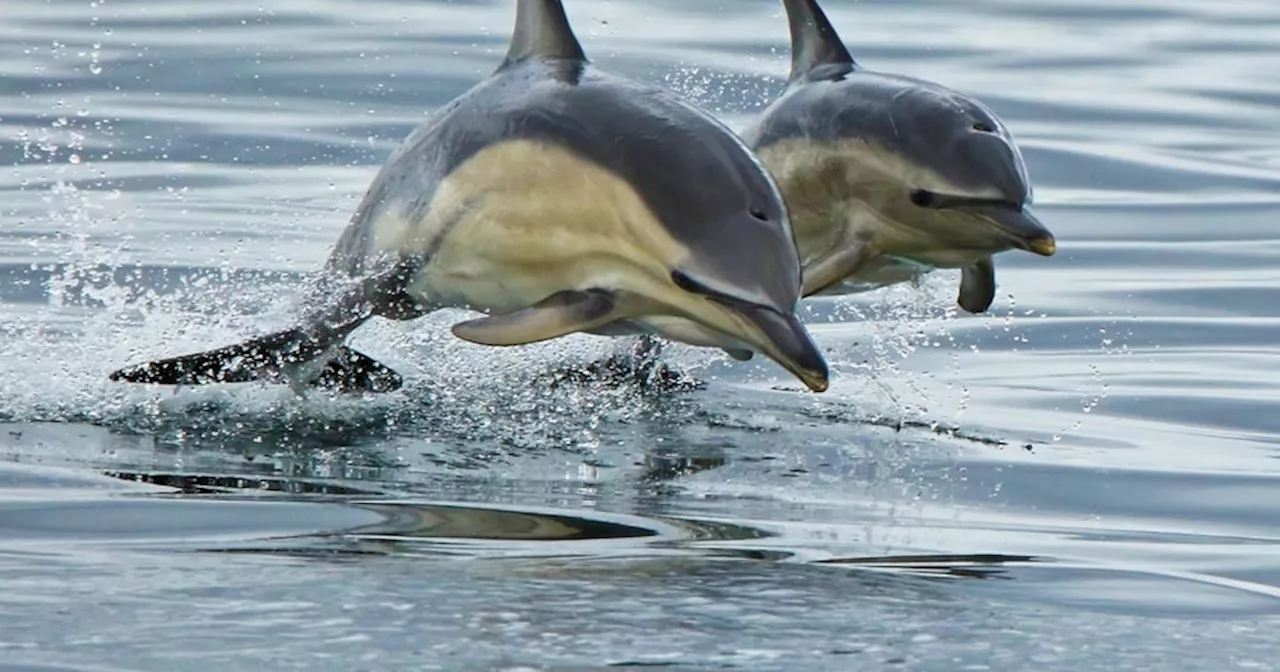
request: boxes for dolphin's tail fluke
[108,328,403,393]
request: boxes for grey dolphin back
[325,1,588,276]
[782,0,856,83]
[502,0,586,68]
[384,71,797,312]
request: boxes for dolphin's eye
[909,189,936,207]
[749,207,769,222]
[972,121,995,133]
[671,270,702,293]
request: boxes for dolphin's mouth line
[909,188,1055,256]
[974,211,1056,256]
[669,271,828,391]
[908,188,1018,212]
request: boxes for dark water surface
[3,0,1280,670]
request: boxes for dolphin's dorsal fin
[782,0,856,83]
[502,0,587,68]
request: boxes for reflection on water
[78,468,1041,583]
[101,470,383,495]
[817,553,1042,580]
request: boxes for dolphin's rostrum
[109,0,830,394]
[741,0,1057,314]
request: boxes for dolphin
[109,0,830,394]
[739,0,1057,314]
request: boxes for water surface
[3,0,1280,670]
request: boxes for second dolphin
[741,0,1057,314]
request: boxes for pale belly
[404,250,586,315]
[812,257,933,296]
[800,197,990,296]
[631,315,749,351]
[889,248,992,269]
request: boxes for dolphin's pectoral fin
[957,256,997,314]
[723,348,754,361]
[801,243,880,298]
[451,289,654,347]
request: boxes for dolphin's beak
[969,204,1057,257]
[658,270,830,392]
[727,305,830,393]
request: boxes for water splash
[0,26,1083,492]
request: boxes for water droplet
[68,154,81,164]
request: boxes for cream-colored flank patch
[362,138,812,378]
[756,137,1002,274]
[757,138,929,256]
[368,138,695,314]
